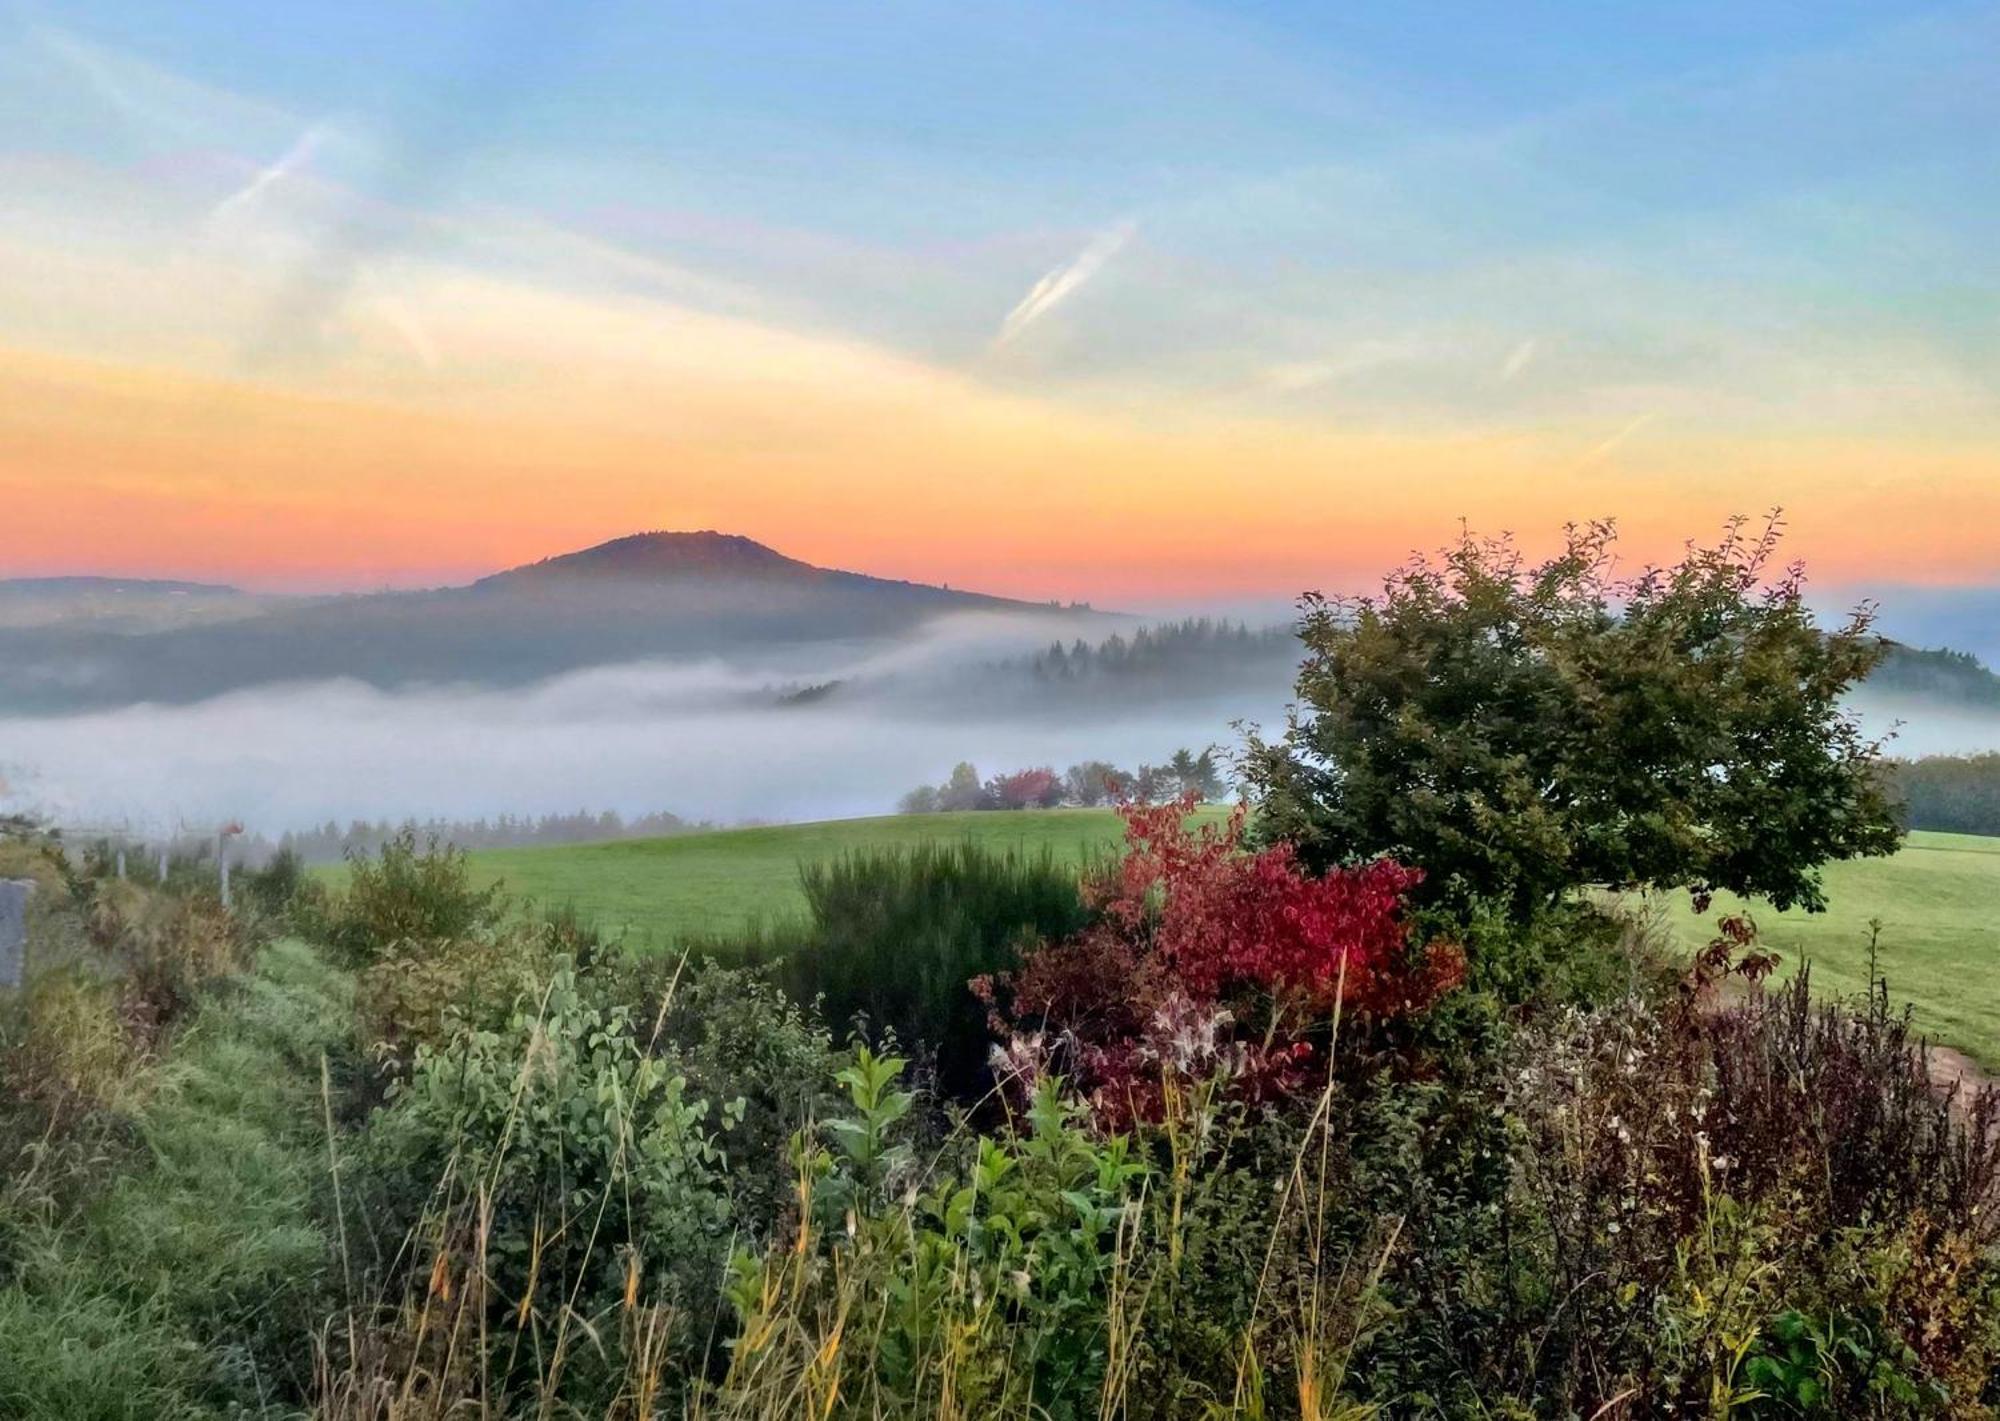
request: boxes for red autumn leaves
[975,795,1464,1124]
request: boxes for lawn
[1642,830,2000,1064]
[468,816,2000,1066]
[467,809,1184,944]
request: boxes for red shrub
[976,795,1462,1125]
[989,767,1064,810]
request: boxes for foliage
[359,955,734,1398]
[349,919,557,1069]
[981,796,1461,1125]
[1246,516,1903,917]
[716,1052,1151,1420]
[306,828,507,969]
[237,845,308,917]
[1887,752,2000,837]
[766,839,1092,1098]
[898,747,1228,814]
[1388,955,2000,1414]
[614,952,840,1231]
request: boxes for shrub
[1392,960,2000,1414]
[613,954,839,1231]
[307,830,505,970]
[355,956,734,1406]
[237,847,308,919]
[83,881,248,1035]
[981,797,1461,1125]
[768,840,1092,1099]
[350,930,552,1072]
[716,1052,1151,1420]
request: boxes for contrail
[376,298,442,369]
[208,124,328,225]
[1576,411,1659,468]
[996,219,1136,346]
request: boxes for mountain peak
[477,531,815,587]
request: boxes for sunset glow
[4,4,1996,601]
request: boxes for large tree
[1245,517,1902,916]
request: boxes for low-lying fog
[1,610,1992,838]
[0,614,1289,833]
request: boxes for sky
[1,1,1996,603]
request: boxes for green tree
[1246,517,1902,916]
[937,761,984,812]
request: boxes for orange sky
[6,327,1997,604]
[7,15,2000,606]
[4,159,1996,604]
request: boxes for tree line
[1887,752,2000,837]
[1014,617,1294,684]
[897,748,1227,813]
[274,808,700,864]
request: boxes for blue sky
[0,0,1995,599]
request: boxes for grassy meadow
[464,815,2000,1065]
[1649,829,2000,1064]
[463,808,1213,939]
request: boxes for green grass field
[1648,830,2000,1065]
[464,815,2000,1065]
[469,809,1171,942]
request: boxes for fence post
[0,879,32,991]
[217,830,231,910]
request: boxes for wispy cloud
[208,123,330,226]
[995,219,1136,346]
[1257,337,1430,394]
[1575,411,1659,468]
[1499,337,1538,381]
[374,298,441,369]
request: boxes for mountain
[476,531,814,587]
[0,533,1086,713]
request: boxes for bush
[614,953,839,1231]
[765,840,1092,1099]
[1363,960,2000,1414]
[716,1052,1151,1420]
[982,797,1462,1126]
[354,955,734,1407]
[306,829,506,969]
[237,846,308,919]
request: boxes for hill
[1869,641,2000,708]
[0,576,241,597]
[0,576,251,632]
[0,532,1087,712]
[463,813,2000,1064]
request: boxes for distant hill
[0,577,240,598]
[1868,642,2000,708]
[476,531,817,587]
[0,576,252,634]
[0,532,1086,713]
